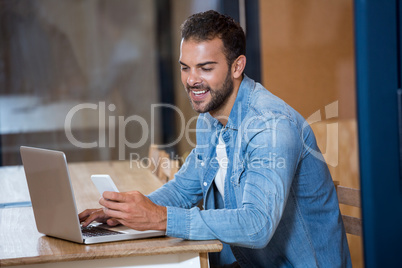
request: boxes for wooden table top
[0,161,222,266]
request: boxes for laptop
[20,146,165,244]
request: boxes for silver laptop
[20,146,165,244]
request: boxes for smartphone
[91,174,119,196]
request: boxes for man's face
[179,38,234,114]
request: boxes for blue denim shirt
[148,75,351,267]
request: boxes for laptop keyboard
[81,226,121,237]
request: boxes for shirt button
[203,182,207,187]
[201,162,205,166]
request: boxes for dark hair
[180,10,246,66]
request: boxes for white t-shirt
[215,132,228,197]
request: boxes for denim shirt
[148,75,351,267]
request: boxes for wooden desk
[0,161,222,267]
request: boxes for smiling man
[80,10,351,267]
[179,37,241,120]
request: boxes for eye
[202,67,212,72]
[180,66,189,71]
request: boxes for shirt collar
[204,74,254,131]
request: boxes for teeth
[193,90,206,95]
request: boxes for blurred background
[0,0,360,266]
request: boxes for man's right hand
[79,208,120,227]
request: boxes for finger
[102,206,126,220]
[78,209,93,220]
[79,209,100,222]
[99,197,107,207]
[99,196,131,213]
[99,197,121,211]
[81,214,96,227]
[79,214,88,222]
[81,210,104,227]
[106,218,120,226]
[102,191,125,202]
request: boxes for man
[80,10,351,267]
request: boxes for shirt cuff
[166,206,191,239]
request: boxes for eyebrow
[179,61,218,67]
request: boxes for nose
[186,70,202,87]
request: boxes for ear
[232,55,246,79]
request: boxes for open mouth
[190,89,210,100]
[193,89,208,95]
